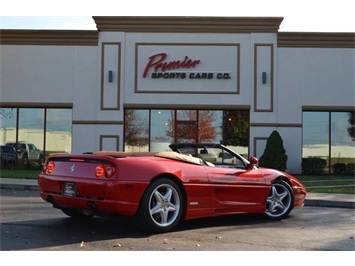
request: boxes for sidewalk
[1,178,354,209]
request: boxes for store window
[331,112,355,174]
[0,108,17,145]
[124,109,149,152]
[124,109,249,156]
[302,111,355,174]
[46,109,72,155]
[150,110,174,152]
[198,110,223,143]
[19,108,45,151]
[223,110,249,158]
[0,107,72,169]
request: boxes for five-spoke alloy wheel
[265,180,294,219]
[135,178,184,233]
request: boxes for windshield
[171,144,248,169]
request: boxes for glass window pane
[302,112,329,174]
[18,108,44,149]
[331,112,355,174]
[223,110,249,158]
[46,109,72,155]
[176,121,197,143]
[0,108,17,145]
[177,110,197,121]
[150,110,174,152]
[18,108,44,168]
[198,110,223,143]
[124,109,149,152]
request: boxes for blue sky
[0,0,354,32]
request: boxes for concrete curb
[305,199,355,209]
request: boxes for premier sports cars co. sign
[135,44,240,94]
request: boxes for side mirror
[249,157,259,169]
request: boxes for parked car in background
[0,145,17,168]
[6,142,43,168]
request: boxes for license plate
[63,182,77,197]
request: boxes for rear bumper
[40,192,139,217]
[38,174,149,217]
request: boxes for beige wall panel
[101,42,121,110]
[254,44,273,112]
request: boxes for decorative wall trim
[93,16,283,33]
[254,44,274,112]
[250,123,302,128]
[302,106,355,111]
[123,103,251,110]
[0,30,98,46]
[99,135,120,151]
[278,32,355,48]
[72,120,123,125]
[100,42,121,110]
[0,102,73,108]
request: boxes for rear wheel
[22,154,29,168]
[265,180,294,219]
[61,208,94,220]
[134,178,184,233]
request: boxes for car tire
[265,179,294,220]
[38,155,44,169]
[61,208,94,220]
[134,178,185,233]
[22,154,29,168]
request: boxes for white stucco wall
[0,45,99,121]
[1,31,353,173]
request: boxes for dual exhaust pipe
[46,196,98,211]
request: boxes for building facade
[0,16,354,174]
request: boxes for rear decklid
[38,154,119,200]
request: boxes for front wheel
[265,180,294,219]
[134,178,184,233]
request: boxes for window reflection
[331,112,355,174]
[0,108,17,145]
[46,109,72,154]
[302,111,355,174]
[124,108,249,157]
[198,110,222,143]
[302,112,329,174]
[150,110,174,152]
[0,107,72,169]
[223,110,249,158]
[18,108,45,150]
[124,109,149,152]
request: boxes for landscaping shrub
[259,130,288,171]
[302,157,327,174]
[333,163,346,174]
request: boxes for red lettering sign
[143,53,201,78]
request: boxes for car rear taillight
[94,164,116,178]
[47,162,55,174]
[95,165,105,178]
[105,165,116,178]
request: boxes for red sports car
[38,143,306,233]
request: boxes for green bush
[259,130,288,171]
[333,163,346,174]
[346,163,355,175]
[302,157,327,174]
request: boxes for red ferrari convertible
[38,143,306,233]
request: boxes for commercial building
[0,16,354,174]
